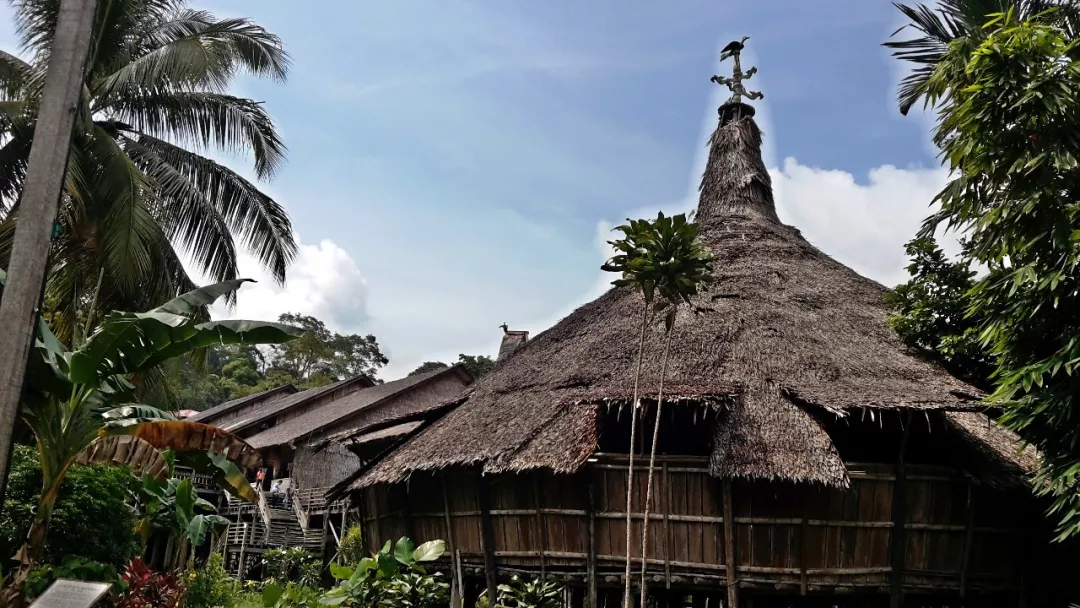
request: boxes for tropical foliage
[262,547,320,588]
[884,0,1080,114]
[337,525,365,567]
[407,354,495,379]
[495,575,563,608]
[112,558,185,608]
[313,536,447,608]
[919,8,1080,538]
[885,237,994,387]
[0,445,140,573]
[0,276,299,602]
[0,0,294,340]
[267,313,388,386]
[184,554,239,608]
[601,211,713,607]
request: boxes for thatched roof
[220,374,375,434]
[188,384,297,424]
[354,104,1021,491]
[246,365,470,450]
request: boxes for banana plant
[318,536,447,607]
[0,275,300,603]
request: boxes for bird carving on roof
[712,35,763,105]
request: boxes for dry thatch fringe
[354,113,999,491]
[944,411,1040,491]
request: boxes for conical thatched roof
[355,104,1015,490]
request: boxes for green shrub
[25,555,124,600]
[337,525,364,566]
[322,536,447,608]
[0,445,140,572]
[184,554,238,608]
[495,575,563,608]
[262,547,319,587]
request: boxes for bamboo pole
[959,481,975,599]
[442,478,463,608]
[663,462,672,589]
[722,480,738,608]
[587,477,598,608]
[534,475,547,576]
[478,474,499,608]
[890,411,913,608]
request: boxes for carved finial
[710,35,763,106]
[499,323,509,334]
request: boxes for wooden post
[587,474,598,608]
[533,475,548,576]
[478,474,499,608]
[722,480,738,608]
[800,512,809,596]
[890,411,913,608]
[959,481,975,599]
[237,523,249,582]
[403,485,415,541]
[442,477,462,608]
[0,0,99,500]
[663,462,672,589]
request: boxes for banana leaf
[177,449,259,503]
[75,435,170,480]
[103,420,262,470]
[70,312,301,384]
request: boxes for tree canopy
[0,0,294,342]
[885,237,994,388]
[407,354,494,379]
[918,7,1080,538]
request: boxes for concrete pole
[0,0,98,500]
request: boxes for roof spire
[696,36,778,224]
[711,36,763,125]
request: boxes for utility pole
[0,0,98,500]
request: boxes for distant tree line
[172,312,389,411]
[408,354,496,380]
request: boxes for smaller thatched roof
[188,384,297,424]
[220,374,375,434]
[246,365,471,450]
[944,412,1039,490]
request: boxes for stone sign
[29,579,111,608]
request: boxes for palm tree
[0,0,295,341]
[601,212,713,608]
[884,0,1078,115]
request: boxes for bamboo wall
[355,454,1035,602]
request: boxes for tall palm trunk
[623,304,650,608]
[639,315,676,608]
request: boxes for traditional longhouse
[330,47,1078,608]
[207,366,472,580]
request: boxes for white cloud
[772,158,955,287]
[211,238,370,333]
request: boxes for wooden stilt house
[328,90,1079,607]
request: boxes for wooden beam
[443,478,462,608]
[723,479,738,608]
[890,411,913,608]
[478,474,499,608]
[959,481,975,599]
[663,462,672,589]
[587,475,598,608]
[533,475,547,576]
[800,512,809,596]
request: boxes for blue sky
[0,1,955,378]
